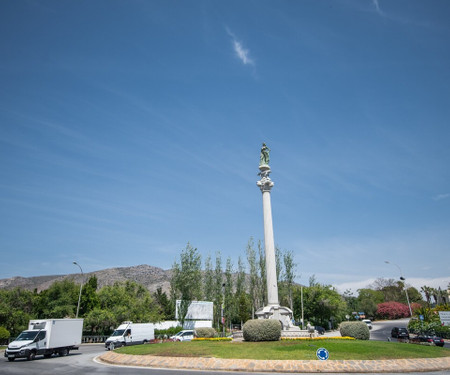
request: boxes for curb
[98,352,450,373]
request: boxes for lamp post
[384,261,413,316]
[73,261,84,319]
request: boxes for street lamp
[384,261,413,316]
[73,261,84,319]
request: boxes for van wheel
[27,351,36,361]
[59,348,69,356]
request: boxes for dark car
[391,327,409,339]
[412,334,445,347]
[315,326,325,335]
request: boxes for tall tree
[235,256,246,297]
[153,286,174,319]
[257,239,267,307]
[79,275,99,317]
[171,243,202,327]
[283,249,296,311]
[246,238,259,317]
[224,257,234,328]
[203,254,214,302]
[213,251,223,329]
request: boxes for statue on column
[259,143,270,166]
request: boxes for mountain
[0,265,172,294]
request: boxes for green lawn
[116,340,450,360]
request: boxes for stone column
[257,165,279,306]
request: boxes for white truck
[5,319,83,362]
[105,321,154,350]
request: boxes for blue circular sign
[316,347,329,361]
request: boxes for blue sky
[1,0,449,294]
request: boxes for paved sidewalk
[98,351,450,373]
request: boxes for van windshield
[16,331,38,341]
[111,329,125,337]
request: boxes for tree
[0,288,35,336]
[203,254,214,302]
[224,257,234,328]
[355,289,384,318]
[36,279,79,318]
[213,252,223,329]
[293,282,347,328]
[246,238,259,318]
[171,243,202,328]
[376,302,410,319]
[257,240,267,307]
[153,287,173,319]
[79,275,99,317]
[282,249,296,311]
[97,280,161,326]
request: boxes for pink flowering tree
[376,301,410,319]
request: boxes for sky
[1,0,449,295]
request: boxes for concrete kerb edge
[97,351,450,373]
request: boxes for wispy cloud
[372,0,383,16]
[226,27,254,66]
[433,193,450,201]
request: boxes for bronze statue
[260,143,270,166]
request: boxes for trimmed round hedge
[243,319,281,342]
[339,321,370,340]
[195,327,217,338]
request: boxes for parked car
[412,334,445,347]
[391,327,409,339]
[170,330,195,342]
[315,326,325,335]
[362,319,372,330]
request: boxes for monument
[255,143,304,335]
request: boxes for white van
[105,322,154,350]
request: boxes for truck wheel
[44,353,52,358]
[27,351,36,361]
[59,348,69,357]
[8,358,15,362]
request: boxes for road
[1,321,448,375]
[370,318,449,348]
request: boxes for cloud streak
[433,193,450,201]
[226,27,254,66]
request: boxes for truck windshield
[111,329,125,337]
[16,331,38,341]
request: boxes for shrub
[242,319,281,342]
[0,326,10,345]
[339,321,370,340]
[195,327,216,338]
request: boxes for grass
[115,340,450,360]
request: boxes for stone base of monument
[281,329,318,338]
[254,304,314,335]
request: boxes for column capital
[257,165,274,192]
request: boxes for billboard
[175,300,213,320]
[438,311,450,326]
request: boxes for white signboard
[175,300,213,320]
[438,311,450,326]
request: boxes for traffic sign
[316,348,329,361]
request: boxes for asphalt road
[370,318,449,348]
